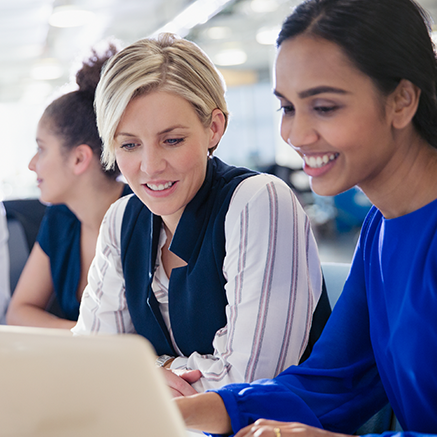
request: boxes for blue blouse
[215,200,437,437]
[37,185,131,321]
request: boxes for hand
[161,367,202,398]
[235,420,352,437]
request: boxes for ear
[208,109,226,150]
[72,144,94,176]
[390,79,421,130]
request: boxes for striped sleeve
[173,174,322,392]
[72,195,135,336]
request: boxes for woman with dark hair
[174,0,437,435]
[6,44,130,329]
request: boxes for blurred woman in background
[7,44,130,329]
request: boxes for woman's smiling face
[114,90,223,229]
[274,35,399,198]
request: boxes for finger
[235,423,269,437]
[161,368,198,396]
[234,424,255,437]
[178,369,202,384]
[254,420,286,427]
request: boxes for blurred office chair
[4,199,71,320]
[321,261,350,308]
[4,199,46,293]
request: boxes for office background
[1,0,436,260]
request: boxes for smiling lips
[303,153,338,169]
[146,181,175,191]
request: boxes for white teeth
[304,153,337,169]
[146,181,174,191]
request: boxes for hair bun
[76,42,119,95]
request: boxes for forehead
[274,35,373,97]
[116,90,203,134]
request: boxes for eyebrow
[115,125,189,139]
[158,125,189,135]
[274,86,349,100]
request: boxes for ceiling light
[206,26,232,40]
[256,26,281,45]
[49,6,95,28]
[250,0,279,13]
[214,49,247,66]
[152,0,233,38]
[31,58,63,81]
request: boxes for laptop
[0,325,191,437]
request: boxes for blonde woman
[73,34,325,395]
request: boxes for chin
[39,192,63,206]
[311,184,342,198]
[311,179,355,198]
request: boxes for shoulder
[102,193,134,228]
[96,194,133,246]
[225,173,303,228]
[229,173,297,213]
[43,204,77,223]
[231,173,291,202]
[359,206,382,246]
[37,204,79,246]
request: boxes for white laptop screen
[0,326,188,437]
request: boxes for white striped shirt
[72,174,322,391]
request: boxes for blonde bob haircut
[95,33,229,170]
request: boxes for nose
[140,144,166,176]
[28,153,37,172]
[281,113,319,151]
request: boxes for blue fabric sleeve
[213,231,388,435]
[364,433,437,437]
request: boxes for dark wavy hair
[277,0,437,148]
[42,43,120,179]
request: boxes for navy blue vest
[121,157,257,356]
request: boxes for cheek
[178,144,207,171]
[114,152,136,176]
[322,123,360,151]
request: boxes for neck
[66,178,124,231]
[161,210,183,239]
[360,130,437,219]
